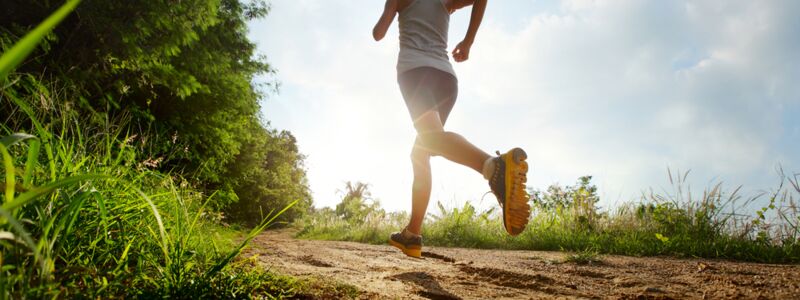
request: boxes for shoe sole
[389,239,422,258]
[502,147,530,236]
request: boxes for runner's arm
[449,0,475,13]
[463,0,486,44]
[373,0,398,41]
[452,0,486,62]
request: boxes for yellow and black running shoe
[389,231,422,258]
[489,148,531,236]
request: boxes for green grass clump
[295,206,405,245]
[293,276,361,299]
[562,249,603,265]
[298,175,800,264]
[294,182,405,244]
[0,79,304,298]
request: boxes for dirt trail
[245,230,800,299]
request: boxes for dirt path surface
[244,230,800,299]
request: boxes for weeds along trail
[247,229,800,299]
[297,175,800,264]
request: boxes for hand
[452,40,472,62]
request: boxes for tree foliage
[335,182,383,224]
[530,176,600,230]
[1,0,310,224]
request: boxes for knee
[415,130,446,149]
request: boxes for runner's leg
[406,139,431,235]
[401,68,491,235]
[412,111,490,174]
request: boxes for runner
[373,0,530,258]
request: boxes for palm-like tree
[335,181,381,223]
[342,181,371,201]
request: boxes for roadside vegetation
[1,0,325,298]
[1,85,299,297]
[297,174,800,264]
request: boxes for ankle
[482,157,496,180]
[403,227,421,238]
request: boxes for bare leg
[405,110,491,235]
[406,139,432,235]
[412,110,491,173]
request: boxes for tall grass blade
[0,206,46,277]
[2,174,106,212]
[63,191,89,235]
[0,0,81,80]
[93,191,110,230]
[4,91,56,180]
[23,140,40,187]
[0,133,41,193]
[189,190,218,234]
[1,144,16,203]
[205,200,298,278]
[129,186,170,267]
[0,133,36,148]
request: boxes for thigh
[398,68,437,125]
[398,67,457,128]
[433,72,458,125]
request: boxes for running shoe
[489,147,531,236]
[389,230,422,258]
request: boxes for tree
[335,181,383,224]
[531,176,600,229]
[1,0,312,224]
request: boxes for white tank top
[397,0,456,77]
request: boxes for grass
[292,276,361,299]
[297,174,800,264]
[0,77,310,297]
[562,249,603,265]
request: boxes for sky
[247,0,800,213]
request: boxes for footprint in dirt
[459,265,555,290]
[422,252,456,263]
[390,272,461,300]
[299,255,334,268]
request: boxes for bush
[299,175,800,263]
[296,182,406,244]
